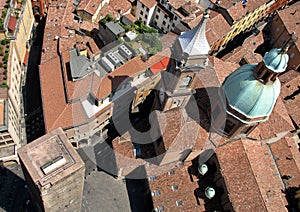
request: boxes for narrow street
[23,17,46,142]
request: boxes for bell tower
[159,10,210,111]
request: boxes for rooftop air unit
[107,52,121,66]
[100,57,115,72]
[119,45,133,59]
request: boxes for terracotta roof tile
[108,0,132,14]
[242,140,288,211]
[213,57,240,83]
[77,0,102,15]
[49,101,87,131]
[256,98,294,140]
[139,0,157,9]
[39,57,67,132]
[150,57,170,75]
[277,2,300,49]
[216,139,287,211]
[112,136,145,170]
[280,71,300,127]
[7,16,17,31]
[123,13,136,23]
[168,0,187,10]
[60,50,91,101]
[270,137,300,189]
[148,162,205,211]
[41,0,99,63]
[214,0,269,17]
[39,53,89,132]
[206,13,231,45]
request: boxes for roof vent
[149,175,157,181]
[151,190,161,196]
[168,170,174,175]
[41,156,66,175]
[176,200,183,206]
[154,206,164,211]
[171,185,178,191]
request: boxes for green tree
[3,52,9,63]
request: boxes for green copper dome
[222,64,281,119]
[263,48,289,73]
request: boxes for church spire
[175,9,210,64]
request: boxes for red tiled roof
[252,97,294,140]
[7,16,17,31]
[279,67,300,128]
[39,57,67,132]
[77,0,102,15]
[216,139,287,211]
[39,54,89,131]
[270,136,300,189]
[213,57,239,83]
[277,1,300,49]
[139,0,157,9]
[216,141,265,212]
[213,0,269,19]
[148,162,206,211]
[123,13,136,23]
[206,13,231,45]
[98,0,132,21]
[168,0,188,10]
[150,57,170,75]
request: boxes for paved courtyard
[82,171,131,212]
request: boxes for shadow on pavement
[125,166,153,212]
[0,163,33,212]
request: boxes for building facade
[0,0,34,161]
[135,0,203,33]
